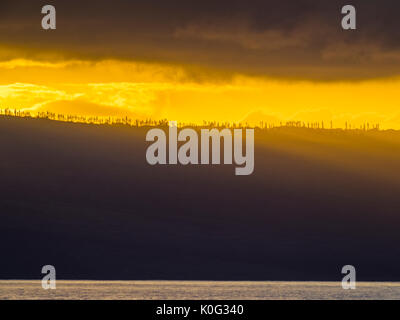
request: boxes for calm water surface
[0,280,399,300]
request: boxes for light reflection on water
[1,280,399,300]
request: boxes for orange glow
[1,58,400,128]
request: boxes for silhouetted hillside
[1,116,400,281]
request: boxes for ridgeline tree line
[0,108,381,131]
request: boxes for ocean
[0,280,399,300]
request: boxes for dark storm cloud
[1,0,400,80]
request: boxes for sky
[1,0,400,128]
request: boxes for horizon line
[0,109,387,132]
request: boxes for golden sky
[1,58,400,128]
[1,1,400,128]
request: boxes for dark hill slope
[1,116,400,280]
